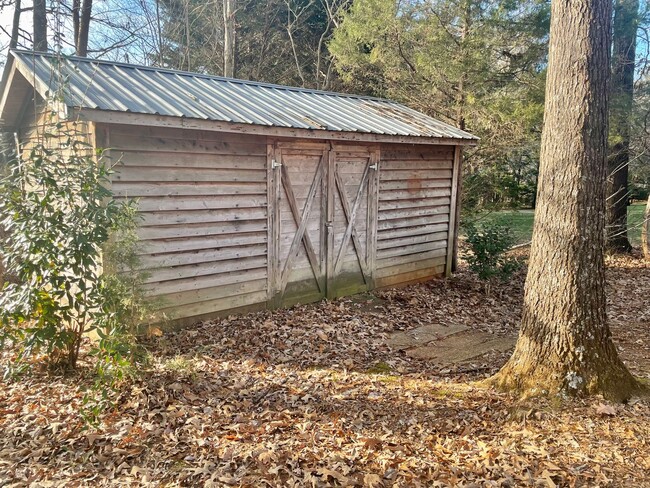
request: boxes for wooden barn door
[269,142,379,306]
[327,145,379,299]
[270,143,328,307]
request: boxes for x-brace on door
[268,142,379,306]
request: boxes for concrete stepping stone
[387,323,469,351]
[406,332,516,363]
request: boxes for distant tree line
[0,0,649,248]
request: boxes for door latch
[369,163,378,170]
[272,159,282,169]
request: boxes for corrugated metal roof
[4,50,478,141]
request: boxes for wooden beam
[333,161,370,276]
[334,167,370,282]
[266,142,277,305]
[74,108,479,147]
[366,148,380,290]
[0,61,19,125]
[446,145,462,277]
[452,146,464,273]
[326,144,336,299]
[278,160,324,298]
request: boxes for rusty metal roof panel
[6,50,478,141]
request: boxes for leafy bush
[92,203,155,383]
[464,222,520,290]
[0,120,150,374]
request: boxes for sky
[0,1,158,69]
[0,2,648,77]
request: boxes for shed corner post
[325,142,336,300]
[446,144,463,277]
[91,122,110,277]
[366,146,380,290]
[267,140,282,308]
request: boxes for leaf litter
[1,250,649,487]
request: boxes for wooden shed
[0,50,478,324]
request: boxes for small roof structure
[0,50,477,143]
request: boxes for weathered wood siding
[376,144,455,287]
[273,142,327,307]
[328,144,377,298]
[97,126,458,323]
[18,97,94,158]
[105,124,269,322]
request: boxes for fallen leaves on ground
[1,251,649,487]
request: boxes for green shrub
[0,120,150,375]
[464,223,520,291]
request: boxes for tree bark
[33,0,47,51]
[641,196,650,261]
[223,0,236,77]
[10,0,21,49]
[73,0,80,49]
[455,0,471,131]
[607,0,638,253]
[488,0,641,401]
[75,0,92,56]
[184,0,191,71]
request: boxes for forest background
[0,0,648,224]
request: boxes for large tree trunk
[74,0,92,56]
[223,0,236,77]
[73,0,80,50]
[10,0,21,49]
[607,0,638,253]
[488,0,641,401]
[33,0,47,51]
[641,196,650,261]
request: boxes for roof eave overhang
[0,51,68,130]
[0,54,20,128]
[74,108,479,146]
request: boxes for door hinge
[272,159,282,169]
[369,163,378,170]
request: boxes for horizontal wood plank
[159,290,268,320]
[137,220,267,240]
[380,159,453,170]
[380,146,454,160]
[377,248,447,269]
[125,195,267,212]
[142,255,267,285]
[378,187,451,201]
[155,278,267,308]
[378,205,450,221]
[108,123,267,145]
[114,167,266,183]
[139,208,267,226]
[108,132,266,156]
[378,196,451,210]
[377,231,448,250]
[379,179,451,191]
[376,263,446,288]
[113,181,266,197]
[145,267,267,296]
[112,151,266,170]
[378,213,449,231]
[377,223,448,241]
[379,169,453,181]
[137,243,267,270]
[377,240,447,260]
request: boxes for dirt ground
[1,250,649,487]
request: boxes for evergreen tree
[329,0,550,211]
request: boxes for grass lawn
[471,201,648,247]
